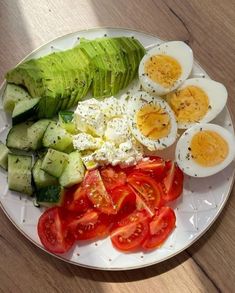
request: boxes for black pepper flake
[208,105,212,109]
[188,147,191,151]
[200,128,202,131]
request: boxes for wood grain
[0,0,235,292]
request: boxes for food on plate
[1,34,233,257]
[176,123,235,177]
[37,159,182,253]
[166,78,228,129]
[127,91,178,150]
[5,37,145,118]
[138,41,193,95]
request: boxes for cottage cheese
[73,96,144,168]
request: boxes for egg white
[175,123,235,177]
[139,41,193,96]
[169,78,228,129]
[127,91,178,151]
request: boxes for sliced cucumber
[6,122,33,151]
[58,110,77,134]
[3,84,32,113]
[8,153,33,195]
[32,158,58,189]
[41,148,69,178]
[27,119,51,150]
[42,121,73,152]
[12,97,40,125]
[0,142,10,170]
[59,151,85,187]
[36,185,64,207]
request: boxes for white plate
[0,28,234,270]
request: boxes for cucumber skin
[0,142,10,170]
[36,185,64,207]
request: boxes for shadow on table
[0,0,35,81]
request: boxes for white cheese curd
[101,96,124,119]
[105,117,131,145]
[74,98,105,137]
[73,133,103,151]
[73,96,145,167]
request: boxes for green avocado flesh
[6,37,145,118]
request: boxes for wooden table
[0,1,235,292]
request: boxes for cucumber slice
[6,122,33,151]
[3,84,32,113]
[59,151,85,187]
[36,185,64,207]
[0,142,10,170]
[32,158,58,189]
[12,97,40,125]
[42,121,73,152]
[27,119,51,150]
[8,154,33,195]
[58,111,77,134]
[41,148,69,178]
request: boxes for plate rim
[0,26,234,271]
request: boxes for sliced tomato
[67,209,113,240]
[63,184,91,213]
[162,161,184,202]
[100,166,127,192]
[110,185,136,219]
[83,169,116,214]
[111,210,149,251]
[143,206,176,249]
[127,172,163,211]
[135,156,166,179]
[37,207,75,254]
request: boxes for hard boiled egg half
[166,78,228,129]
[139,41,193,96]
[176,123,235,177]
[127,91,177,151]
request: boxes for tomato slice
[67,209,113,240]
[111,211,149,251]
[162,161,184,202]
[110,185,136,219]
[127,172,163,211]
[100,166,127,192]
[63,184,91,213]
[83,169,117,214]
[37,207,75,254]
[143,207,176,249]
[135,156,166,179]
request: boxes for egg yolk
[190,130,229,167]
[144,55,182,88]
[167,86,209,123]
[136,104,171,140]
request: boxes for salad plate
[0,27,234,270]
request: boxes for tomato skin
[63,184,91,213]
[127,172,163,211]
[111,210,150,251]
[83,169,117,214]
[142,207,176,249]
[100,166,127,192]
[38,207,75,254]
[162,161,184,202]
[67,209,113,240]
